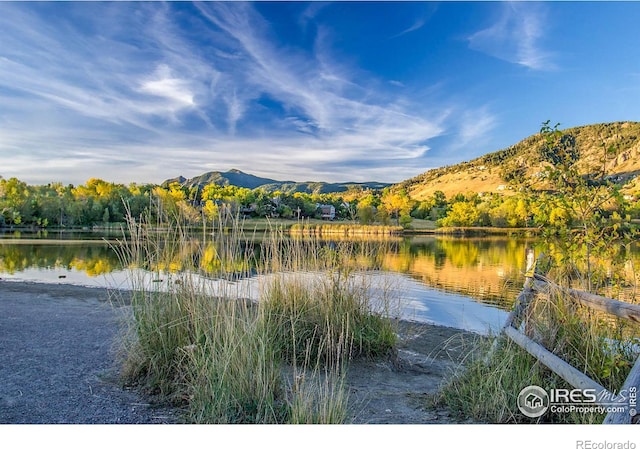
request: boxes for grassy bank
[3,217,545,239]
[114,211,397,424]
[430,276,639,423]
[430,226,542,237]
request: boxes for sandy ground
[347,320,479,424]
[0,280,479,425]
[0,281,177,424]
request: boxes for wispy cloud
[0,2,461,185]
[299,2,332,31]
[467,2,555,71]
[189,2,447,175]
[456,107,498,150]
[0,3,210,131]
[138,64,196,109]
[390,3,438,39]
[392,17,427,38]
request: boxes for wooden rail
[499,251,639,424]
[532,279,640,324]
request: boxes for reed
[113,204,397,423]
[289,222,403,237]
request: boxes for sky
[1,1,640,186]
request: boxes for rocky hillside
[401,121,640,200]
[162,123,640,200]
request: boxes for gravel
[0,281,178,424]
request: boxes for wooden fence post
[494,248,639,424]
[602,357,640,424]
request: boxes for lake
[1,230,628,334]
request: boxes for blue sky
[1,1,640,186]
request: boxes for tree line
[1,172,637,231]
[2,171,636,232]
[2,122,638,231]
[0,171,419,228]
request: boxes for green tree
[538,120,629,291]
[357,205,375,225]
[356,192,382,224]
[438,201,480,227]
[0,177,33,225]
[381,188,414,225]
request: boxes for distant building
[318,204,336,220]
[240,204,257,216]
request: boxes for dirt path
[0,281,177,424]
[346,320,479,424]
[0,281,479,424]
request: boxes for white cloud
[299,2,331,30]
[190,2,448,169]
[0,2,463,185]
[138,64,195,108]
[458,108,497,148]
[467,2,555,71]
[225,90,244,135]
[392,17,427,38]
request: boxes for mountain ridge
[164,122,640,199]
[163,169,391,195]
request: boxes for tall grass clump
[113,207,202,399]
[183,296,286,424]
[431,281,639,423]
[285,324,349,424]
[113,204,399,423]
[114,208,273,417]
[259,228,398,364]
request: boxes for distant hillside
[401,122,640,200]
[164,169,280,190]
[163,169,390,195]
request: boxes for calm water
[0,230,612,334]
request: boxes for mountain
[163,169,391,195]
[163,122,640,200]
[399,121,640,200]
[164,169,281,190]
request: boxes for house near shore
[318,204,336,220]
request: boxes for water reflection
[5,233,626,334]
[0,235,535,299]
[385,237,534,308]
[0,242,118,276]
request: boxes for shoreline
[1,222,545,237]
[0,280,480,424]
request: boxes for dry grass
[431,283,639,423]
[113,205,398,423]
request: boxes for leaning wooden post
[602,354,640,424]
[502,248,538,330]
[503,326,611,400]
[485,248,539,363]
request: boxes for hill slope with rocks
[399,121,640,200]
